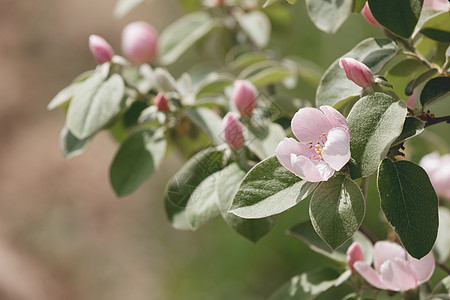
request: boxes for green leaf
[165,148,225,230]
[158,12,219,65]
[432,276,450,297]
[309,175,365,249]
[316,38,398,108]
[110,129,166,197]
[368,0,423,38]
[217,164,277,242]
[47,82,80,110]
[347,93,407,179]
[185,173,221,230]
[288,220,373,263]
[195,73,233,98]
[405,68,438,96]
[420,76,450,107]
[305,0,353,34]
[183,107,224,145]
[59,126,90,160]
[391,117,425,146]
[67,74,125,140]
[270,268,344,300]
[353,0,367,12]
[229,155,317,219]
[377,159,439,259]
[385,59,427,99]
[236,10,271,48]
[113,0,144,19]
[435,207,450,262]
[246,123,286,160]
[239,61,291,87]
[420,12,450,43]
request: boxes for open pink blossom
[347,242,365,272]
[353,241,435,291]
[223,112,245,150]
[361,2,382,27]
[89,35,114,64]
[275,106,350,182]
[420,152,450,199]
[231,80,258,117]
[121,21,158,64]
[423,0,450,10]
[339,58,375,88]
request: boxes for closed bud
[231,80,257,117]
[155,93,169,112]
[89,34,114,64]
[339,57,374,88]
[223,112,245,150]
[121,21,158,64]
[361,2,382,27]
[346,242,364,272]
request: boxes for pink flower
[275,106,350,182]
[223,112,245,149]
[347,242,364,272]
[423,0,450,10]
[155,93,169,112]
[121,21,158,64]
[339,58,375,88]
[353,241,435,291]
[361,2,382,27]
[231,80,258,117]
[420,152,450,199]
[88,35,114,64]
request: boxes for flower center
[307,133,327,162]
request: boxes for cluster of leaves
[49,0,450,298]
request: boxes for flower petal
[353,261,388,290]
[347,242,364,271]
[374,241,406,273]
[291,107,332,143]
[379,259,418,291]
[407,251,435,284]
[320,105,349,131]
[322,127,351,171]
[275,138,313,174]
[290,155,334,182]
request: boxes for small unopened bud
[346,242,364,272]
[223,112,245,150]
[89,35,114,64]
[361,2,381,27]
[121,21,158,64]
[231,80,257,117]
[155,93,169,112]
[339,58,374,88]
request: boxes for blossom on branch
[420,152,450,199]
[339,57,374,88]
[231,80,257,117]
[351,241,435,291]
[88,35,114,64]
[121,21,158,64]
[275,106,350,182]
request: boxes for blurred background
[0,0,448,299]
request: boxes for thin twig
[436,261,450,275]
[358,225,378,245]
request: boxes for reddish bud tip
[361,2,382,27]
[155,93,169,112]
[339,57,374,88]
[231,80,257,117]
[223,112,245,150]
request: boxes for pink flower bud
[339,58,375,88]
[121,21,158,64]
[423,0,450,10]
[89,34,114,64]
[223,112,245,150]
[347,242,364,272]
[361,2,382,27]
[231,80,257,117]
[155,93,169,112]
